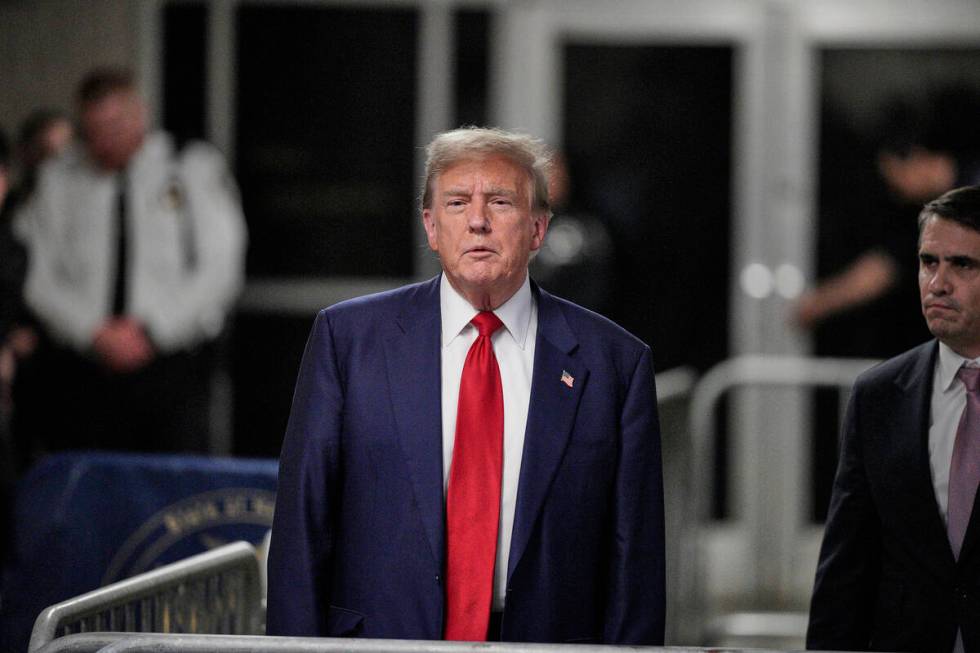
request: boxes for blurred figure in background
[794,99,956,357]
[529,152,614,313]
[0,128,10,204]
[0,126,16,565]
[1,110,74,423]
[795,88,980,359]
[13,67,247,459]
[14,109,73,199]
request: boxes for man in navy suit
[808,185,980,652]
[267,127,665,644]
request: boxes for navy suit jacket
[808,340,980,652]
[266,276,665,644]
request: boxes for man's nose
[467,201,491,232]
[929,265,952,294]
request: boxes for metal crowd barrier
[29,541,263,652]
[33,633,819,653]
[651,366,697,646]
[682,354,881,647]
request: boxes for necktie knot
[471,311,503,338]
[958,365,980,393]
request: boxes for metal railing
[682,354,881,646]
[29,541,263,652]
[33,632,807,653]
[652,366,697,646]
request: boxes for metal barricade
[29,541,263,652]
[33,632,800,653]
[652,366,697,645]
[683,354,880,647]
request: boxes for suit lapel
[507,287,588,581]
[889,341,955,570]
[383,277,445,569]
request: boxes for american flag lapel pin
[561,370,574,388]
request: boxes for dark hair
[76,67,136,106]
[875,97,948,158]
[918,185,980,235]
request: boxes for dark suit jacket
[266,276,665,644]
[808,340,980,652]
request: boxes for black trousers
[12,335,215,465]
[487,612,503,642]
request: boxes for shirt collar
[439,273,533,349]
[937,341,980,393]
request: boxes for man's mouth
[925,302,957,314]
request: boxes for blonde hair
[421,126,552,217]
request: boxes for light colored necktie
[444,311,504,641]
[948,365,980,560]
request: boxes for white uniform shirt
[439,273,536,611]
[18,132,246,353]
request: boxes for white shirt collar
[439,273,533,349]
[937,341,980,393]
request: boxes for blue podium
[0,452,278,651]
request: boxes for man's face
[81,91,146,171]
[919,216,980,358]
[423,155,548,309]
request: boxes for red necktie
[948,365,980,559]
[444,311,504,641]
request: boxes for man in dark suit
[808,185,980,652]
[266,127,665,644]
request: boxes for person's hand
[92,317,155,373]
[1,326,40,410]
[792,292,823,329]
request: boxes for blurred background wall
[0,1,141,134]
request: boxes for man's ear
[422,209,439,252]
[530,212,550,251]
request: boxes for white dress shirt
[928,342,980,524]
[439,273,536,611]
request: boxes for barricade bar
[29,541,262,652]
[34,632,824,653]
[684,354,880,644]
